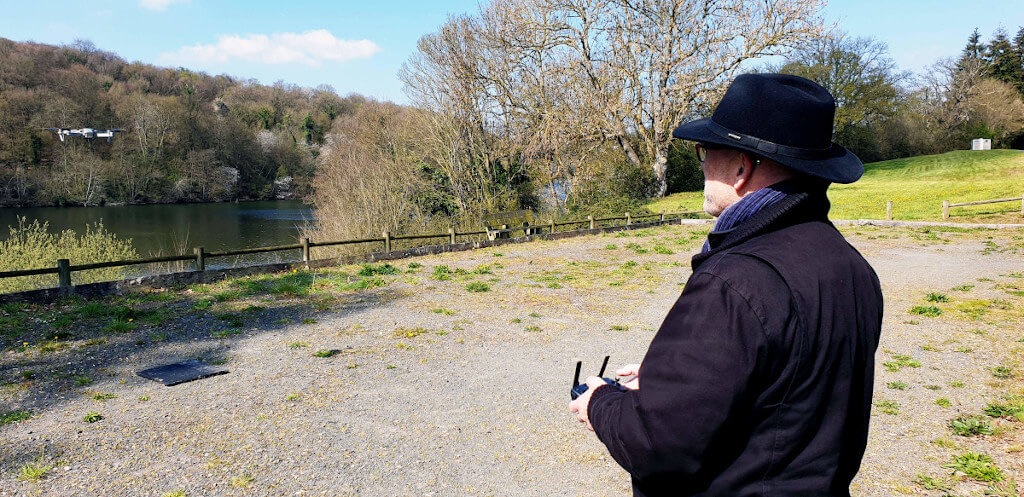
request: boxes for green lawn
[649,150,1024,222]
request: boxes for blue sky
[1,0,1022,103]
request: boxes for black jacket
[588,189,883,496]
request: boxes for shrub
[0,218,137,294]
[925,292,949,302]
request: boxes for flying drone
[44,128,126,142]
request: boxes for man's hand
[568,376,608,431]
[617,363,641,390]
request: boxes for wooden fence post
[449,228,456,244]
[549,219,555,234]
[625,212,631,226]
[886,201,893,221]
[942,200,950,220]
[301,237,310,267]
[383,231,392,252]
[194,247,205,272]
[588,215,594,230]
[57,259,71,288]
[660,210,665,222]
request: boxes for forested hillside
[0,38,364,207]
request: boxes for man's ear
[733,152,757,193]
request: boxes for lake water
[0,201,316,270]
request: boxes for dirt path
[1,223,1022,496]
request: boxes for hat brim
[672,118,864,184]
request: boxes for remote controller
[571,355,620,400]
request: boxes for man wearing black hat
[568,73,884,496]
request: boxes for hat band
[707,120,833,160]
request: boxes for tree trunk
[653,154,668,198]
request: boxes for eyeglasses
[695,143,761,166]
[695,143,723,163]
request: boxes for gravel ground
[1,223,1023,496]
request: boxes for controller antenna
[597,355,610,378]
[573,359,583,388]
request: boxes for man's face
[700,145,743,217]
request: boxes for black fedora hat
[672,73,863,184]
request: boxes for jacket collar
[691,183,832,271]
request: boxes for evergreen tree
[1013,27,1024,94]
[960,28,986,66]
[986,28,1022,87]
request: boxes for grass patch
[83,411,103,423]
[948,415,993,436]
[942,452,1004,482]
[525,326,542,332]
[288,342,309,349]
[17,454,55,482]
[74,375,93,387]
[925,292,949,303]
[393,327,429,338]
[610,325,629,331]
[465,282,490,293]
[1,410,32,425]
[989,366,1014,379]
[431,308,456,315]
[909,305,942,317]
[874,399,899,415]
[950,380,966,388]
[952,284,975,292]
[91,392,117,401]
[984,395,1024,421]
[652,150,1024,222]
[883,354,922,372]
[216,313,244,328]
[432,266,452,280]
[230,473,255,488]
[887,381,908,390]
[312,349,339,358]
[913,474,951,492]
[935,397,952,407]
[358,263,400,276]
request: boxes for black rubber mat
[136,360,229,386]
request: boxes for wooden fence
[0,210,704,291]
[942,195,1024,219]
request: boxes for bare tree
[308,100,430,248]
[404,0,827,199]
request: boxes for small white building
[971,138,992,150]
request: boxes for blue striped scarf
[701,181,800,253]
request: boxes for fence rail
[0,209,706,290]
[943,195,1024,219]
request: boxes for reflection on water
[0,201,317,271]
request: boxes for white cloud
[159,30,380,67]
[139,0,189,11]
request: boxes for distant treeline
[774,27,1024,164]
[0,38,366,207]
